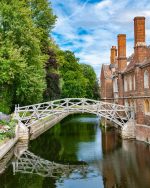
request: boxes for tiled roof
[124,56,135,73]
[124,47,150,73]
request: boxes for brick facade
[100,17,150,126]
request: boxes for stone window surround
[144,70,149,89]
[129,75,132,91]
[144,99,150,115]
[124,77,128,92]
[133,75,136,90]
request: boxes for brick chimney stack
[117,34,127,105]
[134,17,145,47]
[110,46,117,64]
[118,34,127,72]
[134,17,147,63]
[134,17,146,124]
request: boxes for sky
[50,0,150,76]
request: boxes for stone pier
[121,120,136,139]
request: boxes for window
[144,70,149,88]
[133,75,136,90]
[129,76,132,90]
[144,99,150,114]
[113,78,118,92]
[124,77,127,92]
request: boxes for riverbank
[0,123,29,160]
[0,124,19,160]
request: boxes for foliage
[59,51,87,98]
[0,119,17,141]
[59,51,99,99]
[28,0,57,51]
[80,64,100,99]
[43,41,61,101]
[0,0,56,113]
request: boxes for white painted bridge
[14,98,134,128]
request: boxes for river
[0,114,150,188]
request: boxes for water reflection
[13,149,94,179]
[101,140,150,188]
[0,114,150,188]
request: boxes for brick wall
[136,125,150,143]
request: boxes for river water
[0,114,150,188]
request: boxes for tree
[44,43,61,101]
[27,0,57,101]
[0,0,56,113]
[27,0,57,51]
[59,51,88,98]
[80,64,100,99]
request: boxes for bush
[5,130,15,139]
[0,118,17,142]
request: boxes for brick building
[100,17,150,126]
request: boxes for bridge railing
[14,98,134,128]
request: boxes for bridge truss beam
[14,98,134,128]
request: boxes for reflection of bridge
[12,150,92,178]
[14,98,134,128]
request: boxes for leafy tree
[59,51,88,98]
[0,0,57,113]
[27,0,57,51]
[81,64,100,99]
[0,0,56,113]
[44,44,61,101]
[26,0,58,101]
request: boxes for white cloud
[50,0,150,77]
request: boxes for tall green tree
[27,0,56,51]
[27,0,57,101]
[0,0,56,113]
[59,51,88,98]
[81,64,100,99]
[44,43,61,101]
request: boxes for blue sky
[50,0,150,76]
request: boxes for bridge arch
[14,98,134,129]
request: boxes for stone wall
[121,120,136,139]
[0,123,29,160]
[0,137,18,160]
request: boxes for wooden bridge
[14,98,134,128]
